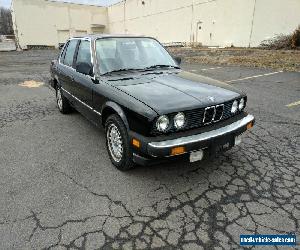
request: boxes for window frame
[60,38,80,68]
[59,41,69,64]
[74,39,93,74]
[94,36,177,75]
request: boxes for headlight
[239,98,245,110]
[156,115,169,132]
[174,112,185,129]
[231,100,238,113]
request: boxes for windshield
[95,37,178,75]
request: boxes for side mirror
[76,62,93,76]
[174,56,182,65]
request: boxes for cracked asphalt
[0,50,299,249]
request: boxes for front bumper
[130,113,255,165]
[147,114,254,157]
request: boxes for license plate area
[190,150,204,162]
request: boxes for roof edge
[46,0,106,8]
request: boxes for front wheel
[56,86,72,114]
[105,114,134,171]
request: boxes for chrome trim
[203,106,216,124]
[148,114,254,149]
[61,87,101,116]
[214,104,224,122]
[203,104,225,124]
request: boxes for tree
[0,7,13,35]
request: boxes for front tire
[105,114,134,171]
[56,86,72,114]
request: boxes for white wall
[108,0,194,43]
[108,0,300,47]
[11,0,300,48]
[250,0,300,46]
[11,0,108,49]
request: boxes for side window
[59,42,68,62]
[63,39,78,67]
[76,40,92,66]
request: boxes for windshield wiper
[101,65,180,75]
[101,68,140,76]
[142,65,180,71]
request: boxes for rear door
[59,39,79,97]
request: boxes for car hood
[112,70,243,114]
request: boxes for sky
[0,0,121,8]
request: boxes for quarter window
[63,39,78,67]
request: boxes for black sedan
[50,34,255,171]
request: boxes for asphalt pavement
[0,50,299,249]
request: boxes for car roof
[71,34,150,40]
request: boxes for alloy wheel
[107,123,123,162]
[56,88,63,110]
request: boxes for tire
[56,86,72,114]
[105,114,134,171]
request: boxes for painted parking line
[201,67,222,71]
[190,67,222,72]
[225,71,283,83]
[286,100,300,108]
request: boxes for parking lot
[0,50,299,249]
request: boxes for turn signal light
[132,139,140,148]
[247,122,254,130]
[171,146,186,156]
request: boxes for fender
[101,101,129,130]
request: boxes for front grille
[214,104,224,121]
[184,100,236,130]
[203,107,215,124]
[223,100,234,119]
[152,99,244,135]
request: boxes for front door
[72,39,95,121]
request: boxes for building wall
[108,0,300,47]
[11,0,300,49]
[250,0,300,46]
[11,0,108,49]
